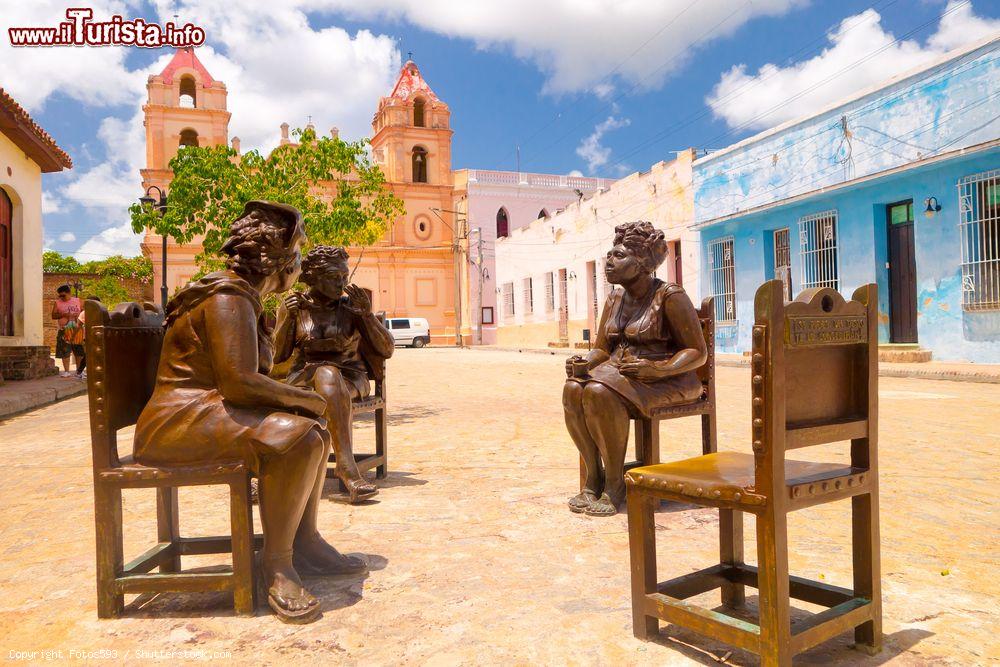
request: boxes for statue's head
[301,245,350,300]
[605,221,668,285]
[221,201,305,293]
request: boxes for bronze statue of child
[134,201,365,624]
[563,221,708,517]
[273,245,395,503]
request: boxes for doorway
[558,268,568,341]
[772,228,792,301]
[0,188,12,336]
[887,200,917,343]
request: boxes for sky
[2,0,998,261]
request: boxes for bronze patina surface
[133,201,365,624]
[273,245,395,503]
[563,221,709,517]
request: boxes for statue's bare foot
[293,532,368,576]
[568,489,598,513]
[584,491,623,517]
[263,558,320,623]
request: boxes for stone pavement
[0,348,997,665]
[0,373,86,420]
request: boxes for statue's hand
[619,358,663,382]
[343,284,371,314]
[566,354,583,378]
[284,292,305,315]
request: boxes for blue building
[693,36,1000,362]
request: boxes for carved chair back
[750,280,878,497]
[695,296,715,401]
[84,301,164,471]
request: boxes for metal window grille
[708,237,736,324]
[773,227,792,301]
[798,210,839,290]
[959,169,1000,311]
[545,272,555,311]
[502,282,515,318]
[523,277,534,314]
[591,261,599,324]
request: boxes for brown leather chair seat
[627,452,867,507]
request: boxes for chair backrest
[85,300,164,471]
[750,280,878,493]
[695,297,715,400]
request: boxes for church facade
[140,49,605,344]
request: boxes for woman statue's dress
[579,280,704,414]
[134,273,322,471]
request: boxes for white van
[387,317,431,348]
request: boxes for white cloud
[310,0,804,96]
[567,169,584,177]
[707,1,1000,130]
[576,115,630,173]
[75,221,143,261]
[58,231,76,242]
[0,0,138,111]
[41,191,62,214]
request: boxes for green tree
[42,251,153,305]
[129,127,405,272]
[42,250,82,273]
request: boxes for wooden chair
[625,281,881,666]
[579,296,717,489]
[85,301,262,618]
[327,354,388,484]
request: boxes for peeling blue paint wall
[692,39,1000,362]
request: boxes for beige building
[493,150,698,348]
[0,88,73,381]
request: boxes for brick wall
[42,273,153,353]
[0,346,57,381]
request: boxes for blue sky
[2,0,998,260]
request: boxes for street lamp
[139,185,168,310]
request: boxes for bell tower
[140,47,230,292]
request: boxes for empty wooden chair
[85,301,262,618]
[580,296,717,489]
[625,281,881,665]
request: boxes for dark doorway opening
[887,200,918,343]
[0,188,12,336]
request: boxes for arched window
[539,208,549,220]
[179,75,197,108]
[412,146,428,183]
[179,129,199,148]
[413,97,425,127]
[496,207,510,239]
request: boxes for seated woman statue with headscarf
[563,221,708,517]
[134,201,365,624]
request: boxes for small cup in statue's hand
[572,358,591,379]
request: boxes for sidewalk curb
[472,347,1000,384]
[0,379,87,421]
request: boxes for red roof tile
[0,88,72,172]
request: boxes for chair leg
[578,454,587,492]
[155,487,181,573]
[94,483,124,618]
[719,509,745,607]
[375,407,387,479]
[635,417,659,466]
[852,490,883,654]
[229,475,256,616]
[627,490,659,640]
[701,409,717,455]
[756,511,792,666]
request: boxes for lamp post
[138,185,168,310]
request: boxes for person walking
[51,284,83,377]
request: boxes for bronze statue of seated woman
[134,201,365,624]
[563,221,708,517]
[273,245,395,503]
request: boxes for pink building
[453,170,614,344]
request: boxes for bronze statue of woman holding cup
[273,245,395,503]
[563,221,708,517]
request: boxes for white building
[0,88,72,381]
[494,150,698,348]
[453,169,613,344]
